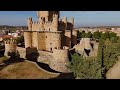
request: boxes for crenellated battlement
[70,17,74,24]
[4,38,17,57]
[28,17,32,20]
[44,21,52,25]
[24,11,76,72]
[53,14,58,19]
[32,21,41,25]
[61,17,67,22]
[4,39,17,44]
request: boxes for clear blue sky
[0,11,120,27]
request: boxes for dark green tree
[92,31,101,40]
[16,36,24,44]
[81,31,86,38]
[109,32,117,39]
[85,31,92,38]
[69,53,102,79]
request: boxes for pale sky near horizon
[0,11,120,27]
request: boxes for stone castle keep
[4,11,78,72]
[25,11,77,50]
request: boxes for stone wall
[64,30,71,48]
[37,32,46,51]
[37,50,53,64]
[84,38,92,50]
[32,31,38,48]
[49,48,70,72]
[4,39,17,57]
[37,48,70,73]
[71,30,77,47]
[32,23,41,31]
[74,38,98,57]
[28,17,32,31]
[25,60,60,77]
[26,11,75,52]
[37,31,62,52]
[24,31,32,48]
[17,47,26,59]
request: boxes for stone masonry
[23,11,78,72]
[4,11,78,73]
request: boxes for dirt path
[106,59,120,79]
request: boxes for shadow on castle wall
[26,47,39,62]
[71,35,77,48]
[0,52,25,70]
[4,52,24,64]
[64,36,71,47]
[1,47,75,79]
[25,47,75,79]
[25,47,60,73]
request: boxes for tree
[16,36,24,44]
[110,36,119,43]
[97,37,120,78]
[77,31,82,38]
[109,32,117,39]
[81,31,86,38]
[85,31,92,38]
[92,31,101,40]
[100,32,109,40]
[69,53,102,79]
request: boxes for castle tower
[50,48,70,72]
[28,17,32,31]
[71,30,78,47]
[64,30,71,48]
[37,11,59,22]
[62,17,67,30]
[52,14,58,31]
[4,39,17,57]
[24,31,32,48]
[70,17,74,30]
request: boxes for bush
[69,53,102,79]
[92,31,101,40]
[16,36,24,44]
[97,37,120,78]
[85,31,92,38]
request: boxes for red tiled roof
[0,35,14,39]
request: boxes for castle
[4,11,78,72]
[4,39,17,57]
[25,11,77,50]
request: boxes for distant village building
[0,35,14,41]
[8,32,19,37]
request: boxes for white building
[8,33,19,37]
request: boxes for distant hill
[0,25,28,30]
[76,26,120,29]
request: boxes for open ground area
[0,57,60,79]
